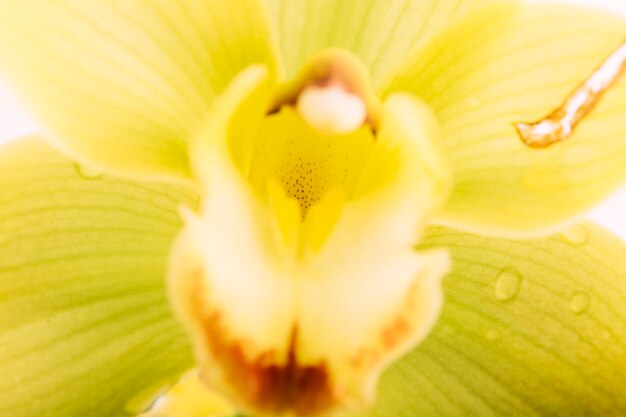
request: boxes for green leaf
[361,223,626,416]
[265,0,493,84]
[385,3,626,237]
[0,0,278,181]
[0,137,198,417]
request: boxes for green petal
[265,0,492,84]
[360,223,626,416]
[0,0,278,181]
[0,137,197,416]
[385,3,626,237]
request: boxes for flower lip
[176,57,452,417]
[187,274,338,416]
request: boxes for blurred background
[0,0,625,239]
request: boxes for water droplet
[570,292,590,314]
[486,329,501,342]
[494,268,522,301]
[73,162,103,179]
[561,225,589,246]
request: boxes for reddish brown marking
[348,349,379,371]
[382,316,411,349]
[348,280,421,371]
[185,277,339,417]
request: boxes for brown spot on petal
[348,280,422,372]
[382,315,411,349]
[185,276,339,417]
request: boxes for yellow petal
[385,3,626,237]
[0,137,197,417]
[362,223,626,415]
[265,0,494,83]
[0,0,278,181]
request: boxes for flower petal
[295,94,451,405]
[265,0,493,84]
[170,67,452,416]
[360,223,626,416]
[0,137,198,416]
[0,0,278,180]
[385,3,626,237]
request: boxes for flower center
[247,106,374,216]
[176,49,452,417]
[222,50,398,252]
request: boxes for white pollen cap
[296,84,367,135]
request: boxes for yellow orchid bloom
[1,1,626,416]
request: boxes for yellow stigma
[296,84,367,135]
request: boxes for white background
[0,0,625,239]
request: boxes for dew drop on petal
[570,291,590,314]
[561,225,589,246]
[494,268,522,301]
[73,162,103,179]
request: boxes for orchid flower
[1,0,626,416]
